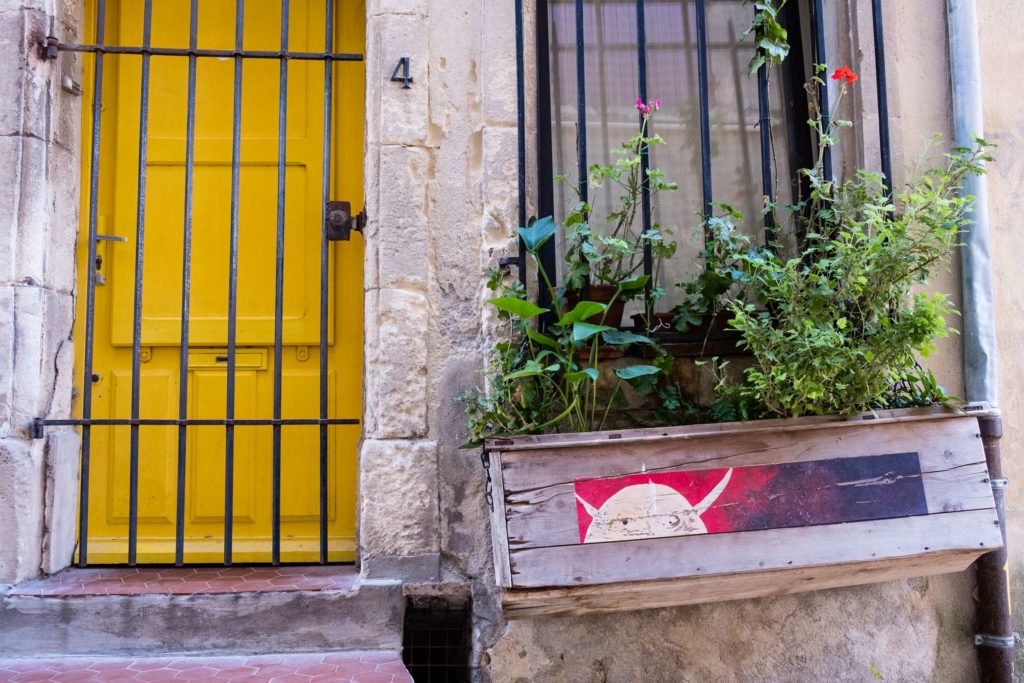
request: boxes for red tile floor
[0,652,412,682]
[9,566,358,597]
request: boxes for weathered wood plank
[505,460,994,549]
[486,405,986,452]
[488,451,513,589]
[508,508,1001,588]
[502,549,982,618]
[500,417,984,495]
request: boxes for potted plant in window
[469,70,1000,618]
[560,99,678,329]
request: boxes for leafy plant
[561,101,678,302]
[672,204,753,332]
[461,217,667,447]
[715,67,992,418]
[741,0,790,76]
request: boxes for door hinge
[326,201,367,241]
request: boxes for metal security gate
[34,0,364,568]
[511,0,895,300]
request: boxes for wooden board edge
[502,548,985,618]
[487,406,983,453]
[488,451,513,589]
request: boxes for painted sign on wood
[573,452,928,544]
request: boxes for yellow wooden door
[74,0,364,564]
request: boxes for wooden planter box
[485,405,1003,617]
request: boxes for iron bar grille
[514,0,895,304]
[36,0,362,568]
[402,597,473,683]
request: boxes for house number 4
[390,57,413,89]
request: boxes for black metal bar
[45,43,362,62]
[779,0,815,237]
[757,64,777,244]
[78,0,108,569]
[272,0,292,567]
[535,0,557,315]
[127,0,154,567]
[318,0,334,566]
[871,0,893,195]
[695,0,713,223]
[636,0,653,292]
[515,0,527,285]
[224,0,245,567]
[41,418,361,427]
[174,0,200,568]
[574,0,588,207]
[811,0,832,185]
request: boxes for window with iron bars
[513,0,893,329]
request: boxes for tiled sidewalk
[0,651,412,682]
[9,566,358,597]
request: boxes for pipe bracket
[989,478,1009,490]
[974,633,1019,649]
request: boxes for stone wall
[0,0,81,585]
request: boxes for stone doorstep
[0,650,413,682]
[0,567,406,658]
[8,566,361,597]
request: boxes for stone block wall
[0,0,82,584]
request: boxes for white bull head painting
[575,468,733,543]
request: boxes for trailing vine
[741,0,790,76]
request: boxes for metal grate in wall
[402,596,473,683]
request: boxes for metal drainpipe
[946,0,1014,680]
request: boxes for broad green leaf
[572,322,614,344]
[558,301,606,326]
[526,328,559,349]
[505,363,559,380]
[565,368,599,387]
[614,364,662,380]
[618,275,650,292]
[518,216,557,253]
[489,297,548,319]
[602,330,654,346]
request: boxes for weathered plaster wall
[0,0,81,585]
[975,2,1024,675]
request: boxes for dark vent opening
[402,596,472,683]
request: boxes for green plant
[671,204,753,332]
[741,0,790,76]
[716,67,992,418]
[461,217,666,447]
[561,101,678,302]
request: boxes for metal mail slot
[187,349,268,371]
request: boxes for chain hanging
[480,450,494,511]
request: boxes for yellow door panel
[106,370,177,524]
[74,0,364,565]
[189,370,260,524]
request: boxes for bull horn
[695,468,733,515]
[574,493,601,519]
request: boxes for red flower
[831,66,859,84]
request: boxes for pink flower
[635,97,661,117]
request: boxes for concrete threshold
[0,566,405,658]
[0,650,412,682]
